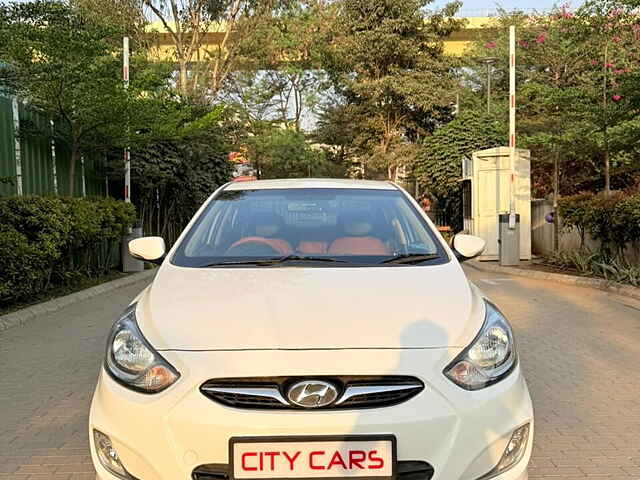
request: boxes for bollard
[121,226,144,273]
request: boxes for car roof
[224,178,398,191]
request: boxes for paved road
[0,268,639,479]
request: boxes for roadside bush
[0,196,135,306]
[546,249,640,287]
[558,191,640,256]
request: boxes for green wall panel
[0,96,18,196]
[1,96,109,198]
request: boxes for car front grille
[200,376,424,410]
[192,461,434,480]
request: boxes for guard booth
[460,147,531,261]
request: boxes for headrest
[252,212,285,238]
[340,211,374,236]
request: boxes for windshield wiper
[379,253,442,265]
[198,255,350,268]
[275,255,350,264]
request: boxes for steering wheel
[225,239,281,256]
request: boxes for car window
[172,188,447,267]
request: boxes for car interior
[224,210,394,256]
[181,190,439,261]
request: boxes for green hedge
[0,196,136,306]
[558,191,640,255]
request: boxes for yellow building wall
[143,17,498,60]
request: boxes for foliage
[72,0,147,43]
[231,1,334,131]
[124,106,233,245]
[555,192,593,246]
[323,0,464,179]
[0,1,130,195]
[465,2,640,196]
[558,190,640,255]
[545,249,640,287]
[0,196,135,305]
[143,0,292,99]
[246,128,342,179]
[414,111,506,230]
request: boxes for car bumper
[90,349,533,480]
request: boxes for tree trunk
[604,149,610,194]
[553,150,560,253]
[69,142,80,197]
[179,58,189,95]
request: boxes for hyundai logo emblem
[287,380,339,408]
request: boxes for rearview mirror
[451,234,485,262]
[129,236,166,264]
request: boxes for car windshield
[172,188,447,267]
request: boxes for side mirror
[451,234,485,262]
[129,236,166,265]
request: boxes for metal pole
[11,97,23,195]
[123,36,131,204]
[50,119,58,195]
[509,25,516,217]
[487,62,492,114]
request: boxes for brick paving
[1,269,639,479]
[0,282,146,480]
[464,268,640,479]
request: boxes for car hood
[136,261,486,351]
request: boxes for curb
[0,269,156,333]
[466,260,640,301]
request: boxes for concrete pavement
[1,268,639,479]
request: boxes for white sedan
[90,179,533,480]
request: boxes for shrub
[0,196,135,306]
[556,192,593,247]
[546,249,640,287]
[558,191,640,256]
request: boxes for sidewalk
[0,269,156,332]
[467,259,640,301]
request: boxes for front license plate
[230,435,397,480]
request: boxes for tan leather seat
[328,212,390,255]
[328,237,389,255]
[297,241,329,255]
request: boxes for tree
[234,0,334,131]
[571,0,640,193]
[72,0,147,41]
[0,1,129,195]
[130,107,232,243]
[414,111,505,230]
[142,0,289,99]
[466,3,640,197]
[324,0,464,180]
[246,128,336,179]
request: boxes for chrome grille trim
[335,383,423,405]
[200,386,289,406]
[200,376,424,410]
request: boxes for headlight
[105,304,179,393]
[444,300,517,390]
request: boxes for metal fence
[0,95,107,198]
